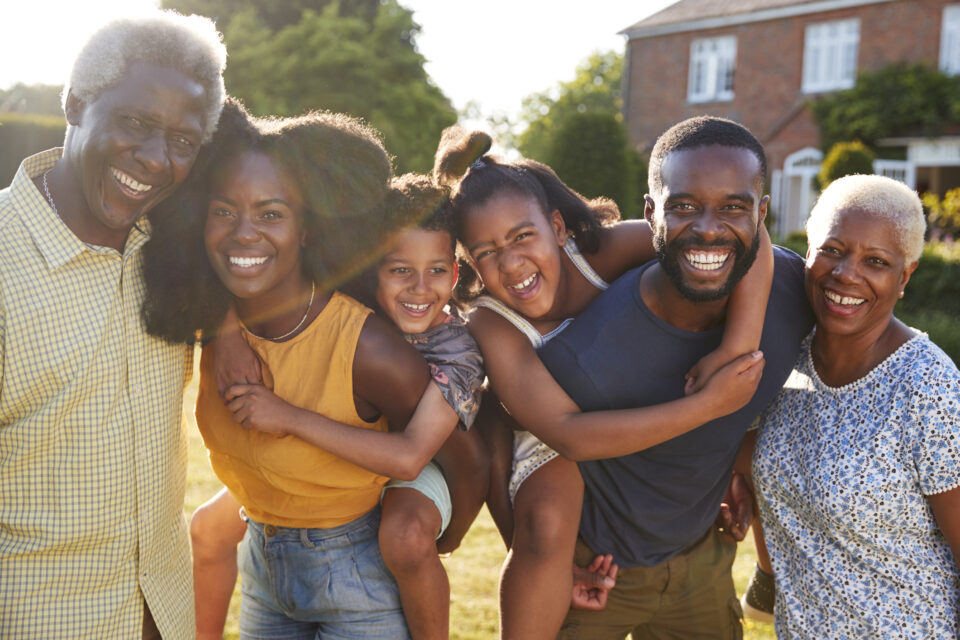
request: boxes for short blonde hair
[65,10,226,142]
[806,174,926,263]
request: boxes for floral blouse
[754,331,960,639]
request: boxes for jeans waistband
[241,505,381,541]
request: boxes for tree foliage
[811,63,960,151]
[544,112,645,219]
[817,140,875,189]
[162,0,456,172]
[516,50,623,162]
[513,50,644,218]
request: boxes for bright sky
[1,0,674,120]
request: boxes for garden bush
[817,141,875,190]
[0,112,65,186]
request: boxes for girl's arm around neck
[469,307,765,461]
[584,220,656,283]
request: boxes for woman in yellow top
[142,100,428,639]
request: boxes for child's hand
[716,472,754,542]
[214,331,262,402]
[684,347,734,395]
[224,384,297,435]
[699,351,765,417]
[571,554,619,611]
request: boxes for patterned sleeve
[908,349,960,495]
[410,318,485,431]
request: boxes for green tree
[516,50,623,162]
[545,112,645,219]
[817,141,875,189]
[162,0,456,172]
[811,63,960,151]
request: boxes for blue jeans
[238,507,410,640]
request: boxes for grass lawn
[183,349,776,639]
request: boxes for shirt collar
[11,149,154,270]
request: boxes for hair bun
[433,127,492,186]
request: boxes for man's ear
[643,194,656,225]
[758,194,770,228]
[64,91,84,126]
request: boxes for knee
[379,502,440,571]
[512,502,577,559]
[190,503,242,562]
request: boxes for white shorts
[509,430,559,504]
[382,461,452,539]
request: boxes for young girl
[432,127,773,639]
[143,101,432,639]
[185,173,490,640]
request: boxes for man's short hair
[65,10,227,142]
[807,174,926,263]
[648,116,767,196]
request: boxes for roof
[621,0,893,39]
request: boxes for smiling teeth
[402,302,430,311]
[112,168,152,193]
[825,290,865,306]
[685,251,729,271]
[510,274,537,290]
[229,256,268,268]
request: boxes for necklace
[242,281,316,342]
[42,171,59,218]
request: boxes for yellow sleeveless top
[195,292,390,528]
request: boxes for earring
[899,290,905,299]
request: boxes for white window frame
[687,36,737,103]
[802,18,860,93]
[940,5,960,75]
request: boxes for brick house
[620,0,960,236]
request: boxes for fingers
[223,384,258,402]
[733,350,764,375]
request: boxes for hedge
[0,112,66,187]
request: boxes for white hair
[65,10,227,142]
[806,174,926,263]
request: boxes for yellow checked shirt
[0,150,194,639]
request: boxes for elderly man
[541,117,815,639]
[0,11,225,639]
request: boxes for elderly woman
[752,174,960,638]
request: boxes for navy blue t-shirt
[539,247,813,567]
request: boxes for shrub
[921,189,960,242]
[0,112,66,186]
[545,111,644,219]
[817,141,875,190]
[811,63,960,151]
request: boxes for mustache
[669,235,746,253]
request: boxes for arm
[212,303,262,400]
[928,487,960,571]
[226,380,457,481]
[686,225,773,393]
[469,308,765,461]
[582,220,655,283]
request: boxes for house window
[802,19,860,93]
[940,5,960,74]
[687,36,737,103]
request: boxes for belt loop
[299,528,315,549]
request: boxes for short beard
[653,225,760,303]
